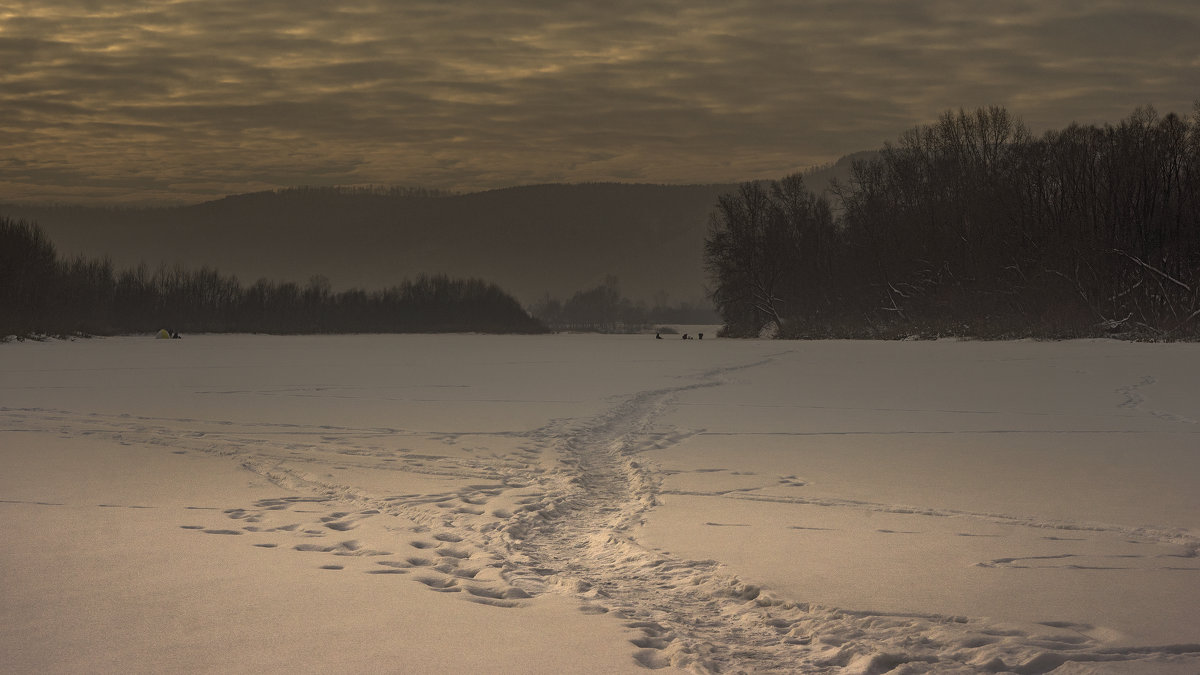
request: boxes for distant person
[655,332,663,339]
[682,333,690,340]
[698,333,704,340]
[171,331,182,339]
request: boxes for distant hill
[796,150,876,192]
[1,156,869,306]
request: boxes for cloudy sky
[2,0,1198,204]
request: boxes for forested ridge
[1,182,743,307]
[1,218,545,337]
[707,105,1200,339]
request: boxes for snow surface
[2,334,1198,673]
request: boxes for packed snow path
[5,335,1200,673]
[161,352,1197,673]
[476,357,1200,673]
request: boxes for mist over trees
[529,276,718,332]
[707,105,1200,339]
[3,183,739,308]
[1,218,545,337]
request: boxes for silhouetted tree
[1,217,59,335]
[705,175,835,336]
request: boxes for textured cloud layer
[2,0,1198,203]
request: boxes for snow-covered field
[2,333,1198,674]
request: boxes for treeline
[1,218,545,337]
[529,276,717,332]
[707,105,1200,339]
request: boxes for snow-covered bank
[2,335,1198,673]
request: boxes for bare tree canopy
[707,105,1200,339]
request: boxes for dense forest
[707,105,1200,340]
[0,218,545,338]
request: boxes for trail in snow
[5,341,1200,673]
[476,356,1200,673]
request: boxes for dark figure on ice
[655,332,663,339]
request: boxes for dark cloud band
[2,0,1197,203]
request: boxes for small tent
[156,329,171,339]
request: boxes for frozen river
[2,334,1198,673]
